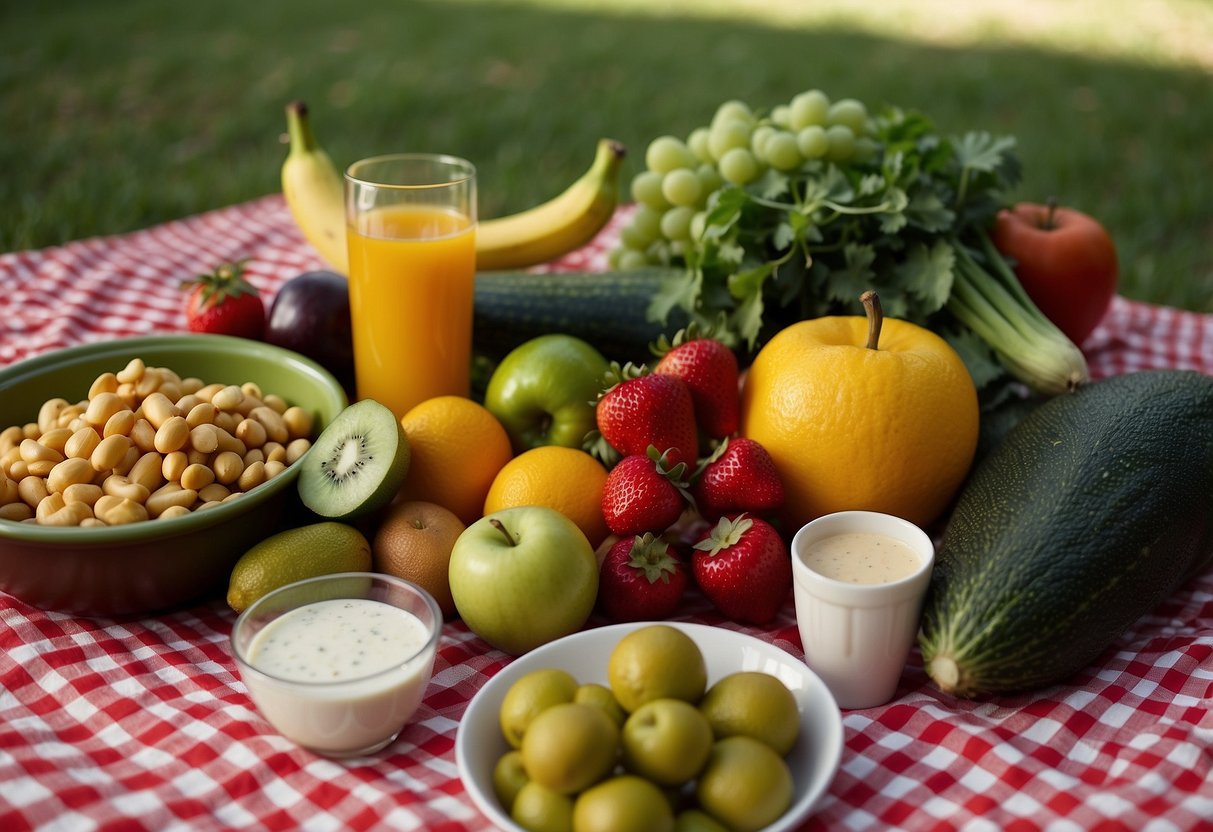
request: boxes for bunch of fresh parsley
[646,107,1063,395]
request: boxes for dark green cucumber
[972,393,1045,469]
[473,268,687,364]
[920,370,1213,698]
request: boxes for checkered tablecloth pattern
[2,197,1212,831]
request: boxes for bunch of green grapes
[609,89,877,270]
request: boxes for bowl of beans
[0,334,348,616]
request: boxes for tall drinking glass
[345,154,477,419]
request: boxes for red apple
[991,201,1118,346]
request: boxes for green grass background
[2,0,1210,311]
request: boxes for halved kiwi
[298,399,410,519]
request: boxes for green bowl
[0,335,348,617]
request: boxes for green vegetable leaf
[758,170,792,201]
[648,267,702,322]
[858,173,885,197]
[906,191,954,233]
[942,326,1006,391]
[954,131,1016,174]
[772,221,796,251]
[730,289,765,348]
[826,244,877,305]
[876,187,911,235]
[727,262,774,301]
[702,188,747,239]
[714,240,745,269]
[897,240,955,314]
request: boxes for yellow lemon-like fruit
[740,293,978,530]
[696,736,793,832]
[607,624,707,714]
[521,702,620,795]
[499,667,579,749]
[226,522,372,613]
[698,671,800,756]
[484,445,610,547]
[397,396,513,525]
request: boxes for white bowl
[456,621,844,830]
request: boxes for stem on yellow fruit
[490,518,518,546]
[861,289,883,350]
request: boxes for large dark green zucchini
[473,268,687,364]
[920,370,1213,698]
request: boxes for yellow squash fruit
[740,292,978,531]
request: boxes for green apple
[448,506,599,656]
[484,334,609,453]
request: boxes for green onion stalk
[947,232,1089,395]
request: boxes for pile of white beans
[0,359,314,526]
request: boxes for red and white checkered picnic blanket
[2,197,1212,830]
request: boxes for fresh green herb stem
[948,237,1090,395]
[751,193,896,220]
[978,231,1044,313]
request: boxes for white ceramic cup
[790,511,934,710]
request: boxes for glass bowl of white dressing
[230,572,442,757]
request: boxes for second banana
[281,101,626,273]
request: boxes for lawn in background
[1,0,1210,311]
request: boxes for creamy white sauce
[249,598,430,682]
[802,532,921,584]
[242,598,436,756]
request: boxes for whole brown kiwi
[372,499,464,617]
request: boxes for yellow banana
[280,101,626,273]
[281,101,349,273]
[474,138,627,271]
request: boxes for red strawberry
[601,446,691,536]
[594,363,697,466]
[598,533,687,622]
[181,259,266,339]
[692,513,792,625]
[653,328,739,439]
[691,437,784,521]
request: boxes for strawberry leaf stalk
[181,259,266,339]
[601,445,694,536]
[692,513,792,625]
[652,321,740,440]
[599,533,688,622]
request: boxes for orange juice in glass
[345,154,477,418]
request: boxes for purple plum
[265,271,355,392]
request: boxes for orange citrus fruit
[397,396,514,525]
[740,303,978,530]
[483,446,610,547]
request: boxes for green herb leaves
[643,107,1045,392]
